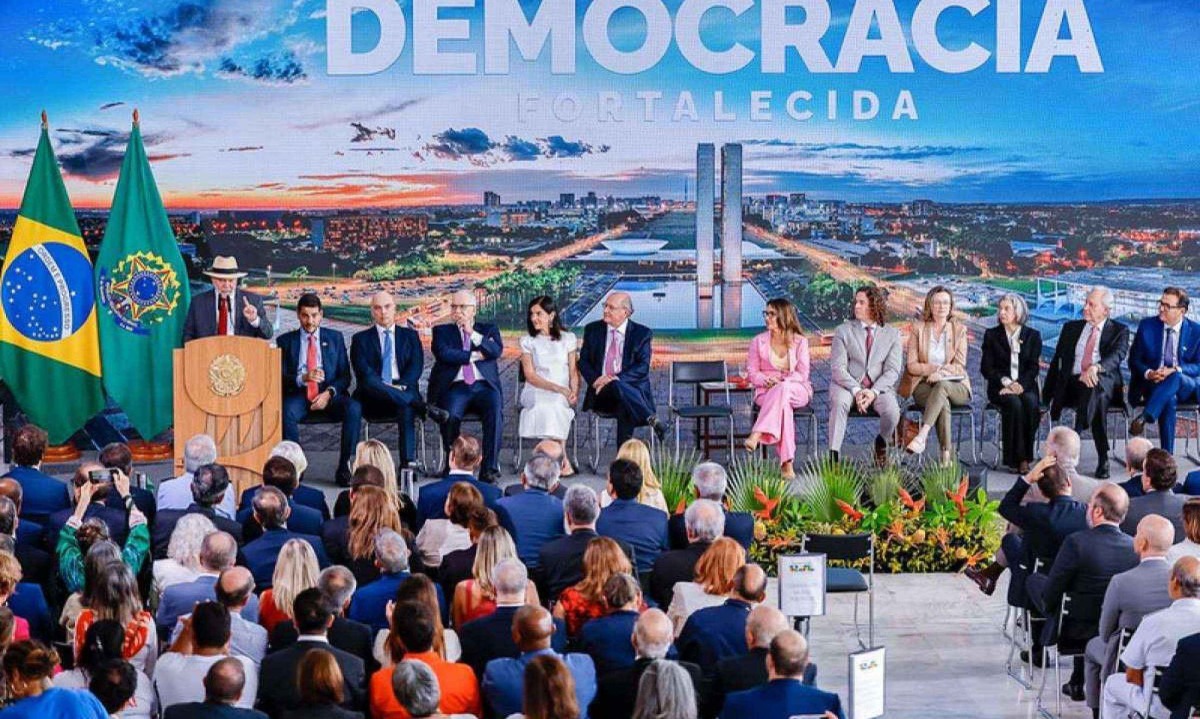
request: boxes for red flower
[753,487,780,520]
[835,500,863,522]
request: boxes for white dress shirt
[927,325,949,367]
[1001,327,1021,386]
[1072,319,1107,375]
[602,320,629,375]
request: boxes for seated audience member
[153,514,216,598]
[1023,427,1096,505]
[1117,436,1154,500]
[281,649,362,719]
[97,442,156,522]
[1184,467,1200,496]
[61,541,122,643]
[262,441,331,519]
[169,567,268,666]
[88,658,140,718]
[458,559,565,679]
[537,484,634,603]
[154,601,257,711]
[323,472,404,586]
[0,486,50,583]
[239,457,323,542]
[603,439,668,512]
[238,486,329,588]
[259,538,320,635]
[415,482,483,569]
[597,458,668,575]
[495,454,565,570]
[436,508,495,604]
[53,620,155,719]
[590,609,703,719]
[524,654,582,719]
[0,640,108,719]
[153,463,242,557]
[258,588,367,718]
[56,480,149,597]
[1161,629,1200,719]
[50,462,135,548]
[0,558,30,642]
[1082,515,1174,711]
[3,425,71,524]
[720,631,844,719]
[369,602,480,719]
[3,559,48,647]
[161,657,266,719]
[381,575,459,665]
[504,439,570,497]
[338,440,417,526]
[554,537,643,638]
[1168,499,1200,563]
[482,605,596,719]
[652,499,728,608]
[157,435,229,518]
[74,563,156,673]
[1103,556,1200,719]
[416,435,501,527]
[577,573,643,676]
[451,526,538,628]
[1121,448,1187,542]
[667,537,747,636]
[390,660,462,719]
[677,564,767,674]
[632,659,698,719]
[349,529,444,632]
[668,462,754,550]
[269,566,373,672]
[712,605,811,716]
[157,531,254,637]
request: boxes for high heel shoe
[743,435,761,453]
[781,461,795,480]
[905,434,927,455]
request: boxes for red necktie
[305,335,319,401]
[218,296,230,336]
[1080,325,1098,373]
[862,326,874,388]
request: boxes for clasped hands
[1147,366,1177,383]
[593,375,617,393]
[303,368,333,410]
[853,388,877,413]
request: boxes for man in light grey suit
[1082,514,1173,711]
[828,286,903,464]
[1120,449,1186,542]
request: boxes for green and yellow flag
[95,112,190,439]
[0,113,105,443]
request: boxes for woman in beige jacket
[900,285,972,463]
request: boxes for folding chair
[362,410,430,476]
[1037,590,1103,719]
[904,402,979,463]
[668,360,734,456]
[802,532,875,649]
[511,363,579,472]
[1006,557,1043,689]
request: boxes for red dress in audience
[73,609,152,662]
[556,588,647,637]
[453,579,498,626]
[257,589,290,635]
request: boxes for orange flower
[752,487,780,520]
[947,477,969,519]
[674,498,687,515]
[835,499,863,522]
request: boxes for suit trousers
[282,393,362,482]
[591,380,655,445]
[752,382,813,464]
[988,388,1040,467]
[1142,370,1199,453]
[911,380,971,451]
[1060,377,1113,460]
[827,385,900,453]
[440,380,503,473]
[359,388,425,463]
[1084,633,1108,709]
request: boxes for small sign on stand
[777,553,826,618]
[848,646,886,719]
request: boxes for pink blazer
[747,332,812,401]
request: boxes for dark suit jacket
[269,616,377,675]
[153,504,244,558]
[238,499,323,543]
[438,544,477,600]
[457,604,568,679]
[668,510,754,551]
[239,528,330,588]
[504,483,567,499]
[1045,319,1129,415]
[677,599,753,675]
[416,473,502,529]
[1129,316,1200,407]
[1160,630,1200,719]
[183,288,273,342]
[47,502,129,549]
[428,322,503,406]
[320,516,378,587]
[998,480,1088,566]
[1120,474,1145,499]
[278,326,352,400]
[980,324,1042,400]
[590,657,704,719]
[576,610,638,676]
[164,702,268,719]
[280,707,362,719]
[106,485,156,525]
[13,537,52,588]
[712,648,819,717]
[10,582,52,642]
[577,319,655,414]
[4,465,71,524]
[1121,489,1188,542]
[721,678,844,719]
[240,484,330,521]
[495,488,564,569]
[1040,523,1138,623]
[537,529,636,602]
[597,498,668,574]
[257,638,366,718]
[650,540,712,609]
[349,324,424,409]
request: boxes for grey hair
[1172,558,1200,599]
[523,453,560,491]
[318,565,357,612]
[391,660,441,718]
[634,609,673,660]
[167,513,216,568]
[747,605,791,648]
[491,558,528,599]
[684,499,725,542]
[564,484,599,526]
[1046,426,1081,477]
[998,293,1029,326]
[1126,436,1153,472]
[632,660,697,719]
[374,529,410,573]
[691,461,728,500]
[1089,285,1115,311]
[183,434,218,474]
[270,440,308,477]
[198,531,238,572]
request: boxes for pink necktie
[462,328,476,385]
[862,326,874,388]
[1080,325,1098,373]
[604,328,620,376]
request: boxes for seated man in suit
[239,442,329,520]
[597,458,668,575]
[429,290,504,483]
[161,657,265,719]
[157,434,233,519]
[3,423,71,524]
[538,484,634,603]
[0,480,42,551]
[416,434,500,528]
[350,291,447,474]
[98,442,156,523]
[495,454,565,570]
[577,291,665,445]
[590,608,703,719]
[1082,515,1174,710]
[1117,436,1154,500]
[481,605,596,719]
[269,565,375,673]
[653,499,727,608]
[48,461,134,548]
[678,564,767,675]
[182,256,272,342]
[348,529,443,631]
[1103,556,1200,719]
[257,588,367,718]
[156,531,257,636]
[153,463,243,557]
[504,439,569,498]
[578,573,643,676]
[720,630,844,719]
[1122,448,1187,542]
[668,462,754,550]
[1045,286,1130,479]
[458,559,567,679]
[828,285,904,465]
[713,605,817,716]
[1160,629,1200,719]
[237,457,323,542]
[1130,287,1200,453]
[238,486,329,588]
[277,294,361,486]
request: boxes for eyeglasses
[1160,301,1183,310]
[450,304,476,310]
[762,311,778,318]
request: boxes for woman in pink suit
[744,298,813,479]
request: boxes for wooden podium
[173,336,281,498]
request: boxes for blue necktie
[1164,327,1177,368]
[382,330,395,383]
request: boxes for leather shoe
[1129,414,1146,437]
[1017,460,1030,475]
[1094,462,1110,480]
[964,565,996,596]
[873,435,887,467]
[648,416,668,442]
[425,405,450,425]
[1020,649,1045,668]
[1062,682,1085,702]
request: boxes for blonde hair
[472,526,519,599]
[353,439,399,512]
[271,539,320,619]
[576,537,632,604]
[348,486,403,561]
[694,537,746,595]
[616,439,662,498]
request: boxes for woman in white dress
[519,296,580,474]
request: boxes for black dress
[979,324,1042,467]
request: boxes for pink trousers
[752,382,813,464]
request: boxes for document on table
[777,553,825,617]
[849,646,886,719]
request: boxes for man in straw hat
[183,256,273,342]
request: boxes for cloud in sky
[216,52,306,85]
[291,99,425,132]
[44,127,187,181]
[423,128,611,165]
[740,140,986,161]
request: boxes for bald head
[533,439,565,464]
[199,531,238,572]
[1126,437,1153,473]
[203,657,246,705]
[1135,515,1175,557]
[1090,483,1129,525]
[732,564,768,603]
[512,605,555,651]
[602,291,633,328]
[747,605,791,649]
[633,608,673,660]
[0,479,22,513]
[1172,556,1200,599]
[768,630,810,679]
[216,567,255,610]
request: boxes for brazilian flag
[0,116,105,444]
[95,114,190,439]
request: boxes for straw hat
[204,256,248,279]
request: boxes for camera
[87,469,117,484]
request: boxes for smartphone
[88,469,117,483]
